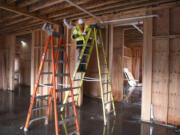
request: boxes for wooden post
[109,24,113,73]
[9,35,15,91]
[141,17,152,122]
[31,31,35,95]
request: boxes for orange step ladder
[24,24,80,135]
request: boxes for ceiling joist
[0,1,58,25]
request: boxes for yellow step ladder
[63,24,116,125]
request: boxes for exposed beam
[29,0,65,12]
[0,1,58,24]
[64,0,103,23]
[54,0,149,21]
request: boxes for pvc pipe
[64,0,103,23]
[150,104,154,120]
[103,14,158,23]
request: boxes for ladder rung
[55,47,64,51]
[35,95,51,99]
[104,91,111,95]
[83,53,89,56]
[41,72,69,77]
[104,101,112,105]
[55,60,66,63]
[48,47,64,51]
[38,84,52,87]
[56,87,80,92]
[57,102,73,108]
[55,73,70,77]
[102,82,111,85]
[73,79,82,81]
[29,116,47,126]
[76,45,91,48]
[45,59,66,64]
[41,72,52,75]
[32,105,49,111]
[69,130,79,135]
[59,116,75,125]
[80,63,87,65]
[101,73,108,75]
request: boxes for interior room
[0,0,180,135]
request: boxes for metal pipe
[103,15,158,23]
[115,21,143,27]
[132,24,143,34]
[64,0,103,23]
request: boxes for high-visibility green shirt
[72,24,89,41]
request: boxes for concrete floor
[0,85,179,135]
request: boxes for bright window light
[21,40,27,47]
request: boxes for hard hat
[78,18,84,25]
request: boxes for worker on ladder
[64,18,90,72]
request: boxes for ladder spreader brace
[24,24,80,135]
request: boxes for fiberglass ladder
[24,24,80,135]
[63,24,116,125]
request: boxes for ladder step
[32,105,49,111]
[41,72,52,75]
[35,94,51,99]
[45,59,66,64]
[55,73,70,77]
[104,91,111,95]
[54,47,64,51]
[59,116,75,125]
[48,47,64,51]
[41,72,69,77]
[76,45,91,48]
[80,63,87,65]
[73,79,82,81]
[56,87,81,92]
[104,100,112,105]
[102,82,111,85]
[38,84,52,87]
[83,53,89,56]
[57,102,73,108]
[101,73,108,75]
[55,60,66,63]
[69,130,79,135]
[29,116,47,126]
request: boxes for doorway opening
[123,25,143,104]
[15,33,32,88]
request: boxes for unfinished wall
[112,27,124,101]
[15,34,32,86]
[0,35,15,90]
[31,27,59,95]
[0,36,8,90]
[142,7,180,125]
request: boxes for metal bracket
[42,23,54,36]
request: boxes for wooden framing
[141,15,153,122]
[0,0,179,34]
[8,35,16,90]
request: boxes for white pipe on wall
[103,15,158,23]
